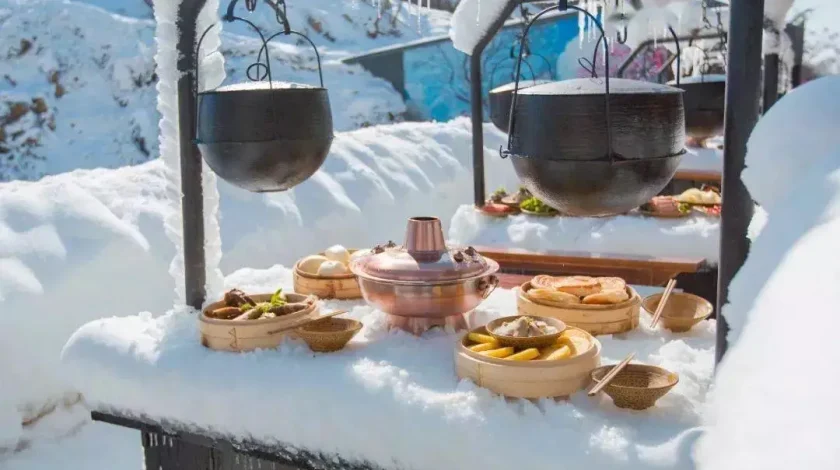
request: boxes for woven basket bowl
[485,315,566,349]
[642,292,713,332]
[590,364,679,410]
[297,318,362,353]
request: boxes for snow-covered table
[674,145,723,183]
[61,271,715,470]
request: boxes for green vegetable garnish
[678,202,691,214]
[520,196,555,213]
[270,288,286,306]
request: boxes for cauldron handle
[501,0,613,162]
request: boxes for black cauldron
[196,84,333,192]
[194,1,334,193]
[489,80,552,133]
[669,75,725,144]
[504,78,685,216]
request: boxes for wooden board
[476,246,706,287]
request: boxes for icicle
[578,7,585,47]
[476,0,481,25]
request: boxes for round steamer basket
[454,326,601,399]
[200,293,320,352]
[293,250,362,300]
[516,282,640,336]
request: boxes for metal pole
[762,53,779,111]
[716,0,764,366]
[176,0,208,310]
[785,22,805,88]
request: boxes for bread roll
[527,288,581,305]
[596,277,626,292]
[530,275,557,290]
[324,245,351,266]
[554,276,601,297]
[299,255,328,274]
[317,260,350,276]
[582,289,630,305]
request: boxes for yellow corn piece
[556,336,577,356]
[469,342,499,352]
[537,344,569,360]
[479,347,515,358]
[505,348,540,361]
[468,333,497,344]
[545,345,572,360]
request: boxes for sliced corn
[468,333,497,344]
[469,342,499,352]
[505,348,540,361]
[479,347,515,358]
[544,345,572,360]
[556,336,577,356]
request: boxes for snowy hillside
[0,0,450,182]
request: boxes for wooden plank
[477,246,707,287]
[673,169,722,183]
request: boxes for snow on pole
[153,0,225,307]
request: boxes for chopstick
[650,279,677,328]
[588,352,635,397]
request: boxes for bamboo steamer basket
[200,293,319,352]
[454,326,601,399]
[293,250,362,299]
[516,282,640,336]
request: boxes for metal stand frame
[178,0,209,310]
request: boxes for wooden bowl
[517,282,640,336]
[296,317,362,353]
[485,315,566,349]
[200,293,319,352]
[641,292,713,332]
[455,326,601,399]
[293,250,362,300]
[590,364,679,410]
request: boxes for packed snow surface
[61,275,714,470]
[449,205,721,263]
[696,80,840,470]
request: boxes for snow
[696,150,840,468]
[60,276,715,470]
[450,0,510,54]
[741,76,840,213]
[680,145,722,172]
[677,74,726,84]
[0,117,520,451]
[448,205,721,263]
[215,81,318,91]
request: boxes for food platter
[636,208,690,219]
[693,205,721,216]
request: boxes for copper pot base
[386,313,469,335]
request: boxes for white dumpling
[299,255,328,274]
[324,245,351,266]
[317,260,350,276]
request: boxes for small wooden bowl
[485,315,566,349]
[296,317,362,353]
[293,250,362,300]
[590,364,679,410]
[642,292,713,332]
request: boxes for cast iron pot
[669,74,725,143]
[510,154,683,217]
[508,78,685,161]
[197,83,333,192]
[489,79,552,133]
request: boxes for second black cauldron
[668,74,726,145]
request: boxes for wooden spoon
[267,310,348,336]
[588,352,635,397]
[650,279,677,328]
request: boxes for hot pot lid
[519,78,683,96]
[490,79,554,94]
[351,242,492,282]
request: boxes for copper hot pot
[350,217,499,333]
